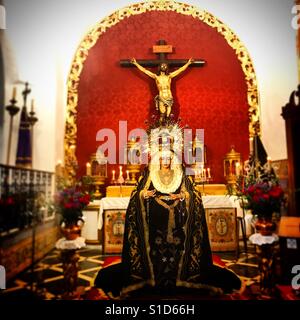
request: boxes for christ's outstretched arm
[170,58,193,78]
[131,58,156,79]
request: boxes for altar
[97,194,253,254]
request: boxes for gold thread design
[65,0,260,181]
[139,187,156,285]
[155,198,179,243]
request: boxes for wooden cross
[120,39,206,68]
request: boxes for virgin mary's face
[160,155,172,169]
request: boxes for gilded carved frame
[64,0,260,181]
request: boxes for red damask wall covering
[76,10,249,183]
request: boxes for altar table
[97,195,245,230]
[97,195,252,254]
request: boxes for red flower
[255,187,263,195]
[247,185,255,194]
[6,197,14,205]
[79,194,90,205]
[269,186,283,198]
[55,186,91,215]
[253,195,261,203]
[228,164,285,218]
[262,194,270,201]
[79,197,85,204]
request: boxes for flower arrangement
[54,187,91,225]
[228,163,285,219]
[0,192,45,232]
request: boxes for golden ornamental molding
[64,0,260,181]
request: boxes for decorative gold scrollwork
[65,1,260,182]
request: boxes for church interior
[0,0,300,302]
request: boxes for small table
[55,237,86,298]
[249,233,279,296]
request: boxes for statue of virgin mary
[95,142,241,299]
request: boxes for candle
[12,87,17,100]
[126,170,130,180]
[203,168,207,180]
[86,162,91,176]
[119,165,123,178]
[207,168,211,179]
[112,170,115,181]
[31,99,34,113]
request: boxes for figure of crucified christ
[131,58,193,123]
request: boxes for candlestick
[126,170,130,181]
[119,165,123,178]
[86,162,91,176]
[31,99,34,113]
[118,175,125,185]
[5,95,20,165]
[12,87,17,100]
[112,170,116,181]
[200,165,203,179]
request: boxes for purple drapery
[16,106,32,168]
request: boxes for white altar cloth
[97,195,247,230]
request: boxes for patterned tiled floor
[1,243,261,300]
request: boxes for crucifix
[120,40,206,124]
[22,82,31,108]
